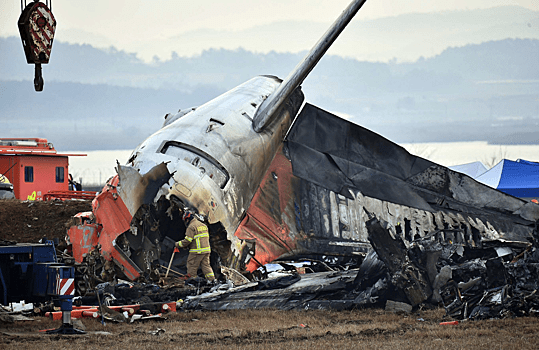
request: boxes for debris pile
[439,239,539,319]
[179,215,539,322]
[29,279,214,323]
[358,217,539,320]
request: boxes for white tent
[449,161,488,179]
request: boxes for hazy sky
[1,0,536,61]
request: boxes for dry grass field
[2,308,538,349]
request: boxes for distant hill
[2,36,537,90]
[402,39,539,81]
[51,5,539,62]
[1,37,538,150]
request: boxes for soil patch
[0,199,91,245]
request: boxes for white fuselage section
[125,76,303,255]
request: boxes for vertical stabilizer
[252,0,368,132]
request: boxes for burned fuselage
[125,76,304,272]
[129,76,302,234]
[66,97,539,288]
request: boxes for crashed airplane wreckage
[65,0,539,315]
[66,103,539,288]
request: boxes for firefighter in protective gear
[176,210,215,281]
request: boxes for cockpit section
[160,141,230,189]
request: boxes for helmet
[182,210,192,222]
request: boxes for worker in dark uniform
[176,210,215,281]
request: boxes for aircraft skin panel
[287,104,539,222]
[130,76,282,175]
[234,144,302,271]
[234,103,538,272]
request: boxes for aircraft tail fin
[252,0,368,132]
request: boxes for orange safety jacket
[177,218,211,254]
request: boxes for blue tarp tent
[475,159,539,198]
[449,161,488,179]
[517,159,539,166]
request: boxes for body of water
[67,142,539,186]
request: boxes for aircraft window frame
[160,141,230,189]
